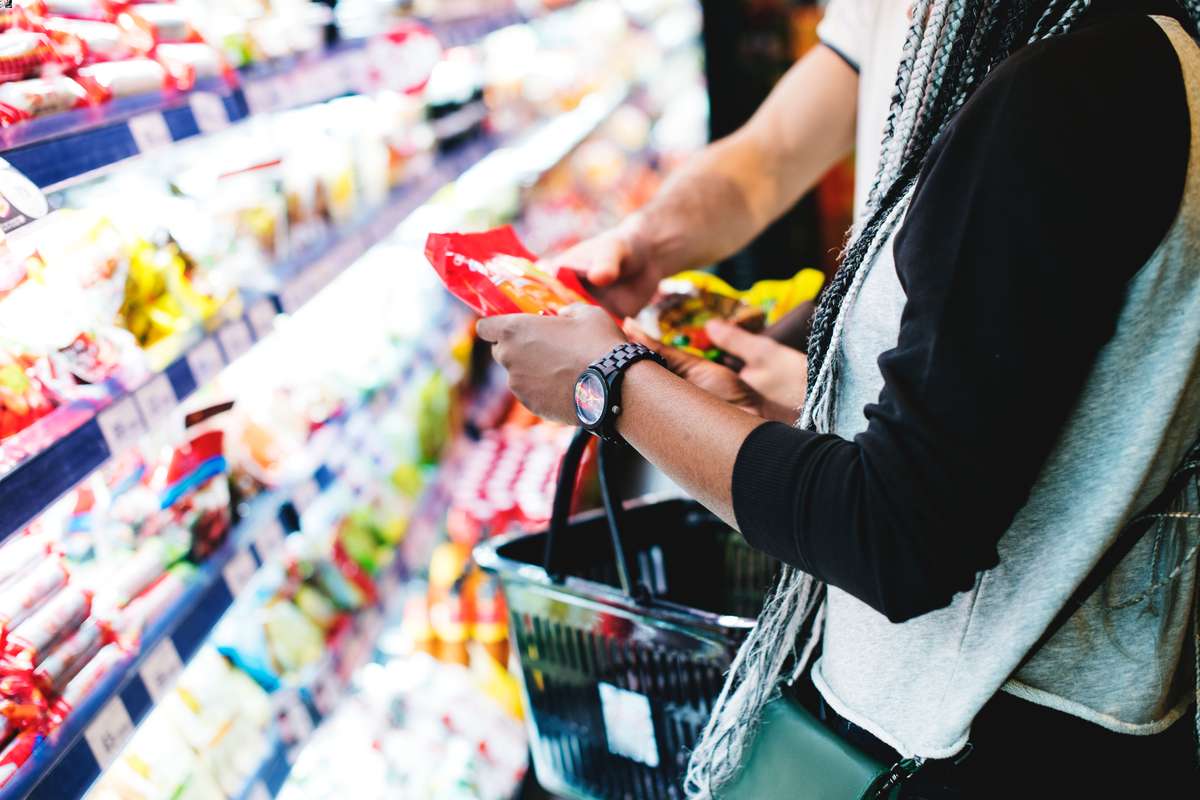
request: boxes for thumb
[705,320,771,362]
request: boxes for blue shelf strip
[0,7,531,190]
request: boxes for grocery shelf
[7,489,299,800]
[0,134,494,546]
[0,6,529,191]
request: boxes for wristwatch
[573,342,667,442]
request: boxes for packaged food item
[0,349,61,443]
[0,534,49,591]
[48,640,126,724]
[75,58,168,98]
[2,585,91,670]
[0,75,92,123]
[635,268,825,360]
[0,729,38,789]
[0,559,68,642]
[0,29,61,83]
[32,616,106,695]
[424,226,599,317]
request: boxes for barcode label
[129,112,172,153]
[247,298,277,339]
[186,337,224,387]
[97,396,146,455]
[139,639,184,703]
[223,549,258,596]
[217,319,254,362]
[84,698,135,769]
[190,92,229,133]
[134,373,176,430]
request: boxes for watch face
[574,371,607,426]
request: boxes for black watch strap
[585,343,666,443]
[590,342,666,377]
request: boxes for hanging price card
[84,698,135,769]
[247,298,277,339]
[97,396,146,456]
[222,549,258,596]
[129,112,172,153]
[186,338,224,387]
[140,639,184,703]
[134,373,177,430]
[217,319,254,362]
[190,92,229,134]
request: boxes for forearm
[629,45,858,275]
[615,360,764,527]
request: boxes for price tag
[97,396,146,456]
[256,519,287,563]
[139,639,184,703]
[84,698,135,770]
[129,112,172,153]
[222,548,258,596]
[247,782,271,800]
[247,298,277,339]
[186,337,225,387]
[272,690,314,746]
[134,373,177,430]
[291,478,320,513]
[189,92,229,134]
[217,319,254,363]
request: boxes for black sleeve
[732,15,1188,623]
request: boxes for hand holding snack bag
[424,226,602,317]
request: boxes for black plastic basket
[474,429,779,800]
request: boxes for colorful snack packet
[424,226,599,317]
[0,729,39,789]
[49,641,125,725]
[3,586,91,670]
[0,560,69,644]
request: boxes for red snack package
[0,670,46,730]
[0,560,68,644]
[0,29,61,83]
[75,58,167,99]
[0,76,94,125]
[424,226,600,317]
[0,729,39,789]
[48,641,124,726]
[3,586,91,671]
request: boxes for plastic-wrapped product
[2,585,91,670]
[0,559,68,643]
[32,616,106,695]
[155,42,227,90]
[424,226,599,317]
[0,349,61,444]
[0,729,38,789]
[0,535,49,592]
[75,58,168,98]
[0,29,61,83]
[49,640,126,725]
[0,75,93,124]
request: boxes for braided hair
[686,2,1200,796]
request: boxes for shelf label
[291,478,320,513]
[140,639,184,703]
[97,396,146,456]
[190,92,229,134]
[247,782,271,800]
[186,337,225,387]
[247,298,277,339]
[272,690,314,746]
[223,548,258,596]
[85,698,135,770]
[134,373,177,430]
[256,519,287,563]
[598,683,659,768]
[129,112,172,153]
[217,319,254,363]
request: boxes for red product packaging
[424,226,601,317]
[3,586,91,671]
[48,641,124,726]
[0,560,69,644]
[0,670,46,731]
[0,729,39,789]
[0,75,95,126]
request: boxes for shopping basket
[474,428,779,800]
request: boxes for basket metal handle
[544,428,650,603]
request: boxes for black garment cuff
[732,420,814,571]
[819,39,860,73]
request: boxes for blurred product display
[0,1,713,798]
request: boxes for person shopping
[478,0,1200,796]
